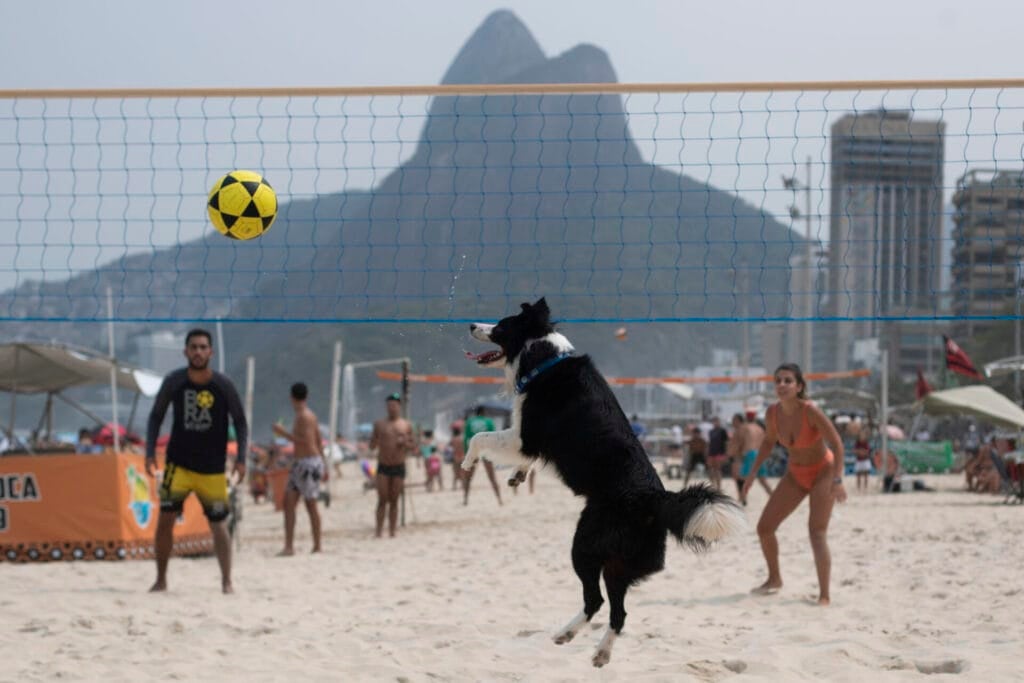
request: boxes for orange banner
[376,368,871,386]
[0,452,212,563]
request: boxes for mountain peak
[504,43,619,84]
[441,10,546,85]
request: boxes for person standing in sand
[145,328,247,594]
[271,382,326,555]
[742,363,847,606]
[370,393,415,538]
[462,405,503,506]
[735,413,773,505]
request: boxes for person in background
[449,421,466,492]
[706,416,729,492]
[370,393,414,538]
[683,426,708,487]
[735,413,773,505]
[462,405,503,506]
[421,429,443,492]
[853,428,872,492]
[271,382,327,555]
[76,427,98,454]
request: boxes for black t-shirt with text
[146,368,248,474]
[708,426,729,456]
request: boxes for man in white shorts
[272,382,326,555]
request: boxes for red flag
[915,367,933,399]
[943,335,983,380]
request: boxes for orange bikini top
[770,402,823,449]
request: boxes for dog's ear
[520,302,532,312]
[533,297,549,315]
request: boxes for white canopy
[659,383,695,400]
[918,385,1024,430]
[0,342,162,397]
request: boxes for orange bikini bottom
[788,449,833,491]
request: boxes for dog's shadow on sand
[636,592,750,609]
[638,592,822,609]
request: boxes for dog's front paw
[461,454,478,471]
[508,469,527,488]
[592,647,612,668]
[552,629,577,645]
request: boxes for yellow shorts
[160,463,230,521]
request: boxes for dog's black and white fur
[463,298,745,667]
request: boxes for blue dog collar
[515,353,573,394]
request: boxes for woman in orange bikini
[741,363,847,605]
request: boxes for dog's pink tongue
[464,350,484,361]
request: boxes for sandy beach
[2,463,1022,682]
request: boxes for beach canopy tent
[811,387,879,417]
[917,385,1024,431]
[0,343,212,563]
[0,341,163,446]
[0,341,161,396]
[658,383,696,401]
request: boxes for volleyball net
[1,80,1023,325]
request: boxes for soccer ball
[206,170,277,240]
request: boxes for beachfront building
[826,109,945,371]
[951,169,1024,340]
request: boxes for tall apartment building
[827,110,945,370]
[951,169,1024,339]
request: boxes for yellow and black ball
[207,170,277,240]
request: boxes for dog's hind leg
[592,559,641,668]
[554,514,604,645]
[554,552,603,645]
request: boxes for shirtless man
[272,382,326,555]
[370,393,414,538]
[734,413,773,505]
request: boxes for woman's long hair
[774,362,807,400]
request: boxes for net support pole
[880,349,889,489]
[241,358,253,464]
[107,287,120,453]
[216,318,226,374]
[803,156,813,374]
[327,341,343,476]
[9,345,18,440]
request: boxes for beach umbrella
[884,424,906,440]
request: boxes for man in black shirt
[145,329,248,594]
[707,415,729,492]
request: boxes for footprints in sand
[915,659,968,675]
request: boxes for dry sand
[2,463,1022,682]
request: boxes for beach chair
[1003,455,1024,505]
[989,452,1023,505]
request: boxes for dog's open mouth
[465,349,505,365]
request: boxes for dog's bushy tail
[658,484,746,551]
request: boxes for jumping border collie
[463,298,745,667]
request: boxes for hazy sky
[2,1,1022,293]
[3,0,1022,90]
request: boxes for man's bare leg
[149,509,177,592]
[375,474,388,538]
[210,519,233,594]
[280,487,300,556]
[304,497,322,552]
[483,461,503,505]
[387,476,403,537]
